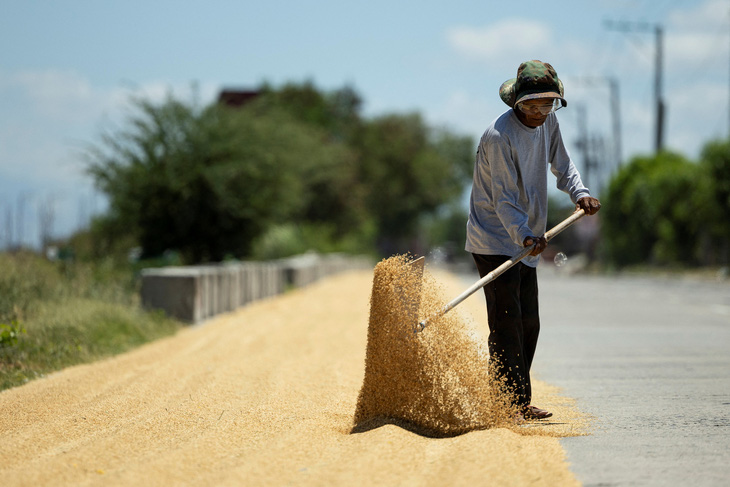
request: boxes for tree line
[601,143,730,268]
[76,80,730,270]
[82,82,474,264]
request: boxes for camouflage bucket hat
[499,60,567,108]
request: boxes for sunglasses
[517,99,563,116]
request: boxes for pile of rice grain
[353,254,517,437]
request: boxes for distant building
[217,90,260,108]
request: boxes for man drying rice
[465,60,601,422]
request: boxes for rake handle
[416,209,586,331]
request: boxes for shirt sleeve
[548,119,591,203]
[483,131,533,246]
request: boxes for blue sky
[2,0,729,248]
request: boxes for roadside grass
[0,252,182,391]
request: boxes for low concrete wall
[140,268,204,324]
[141,253,372,324]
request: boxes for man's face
[514,98,558,128]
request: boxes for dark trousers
[472,254,540,408]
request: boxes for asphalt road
[532,266,730,487]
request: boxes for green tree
[251,84,475,256]
[85,82,475,262]
[87,93,354,263]
[247,82,370,244]
[421,201,469,261]
[353,113,474,253]
[697,139,730,265]
[602,151,701,267]
[257,80,363,142]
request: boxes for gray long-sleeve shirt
[465,109,590,267]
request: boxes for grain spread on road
[0,261,589,486]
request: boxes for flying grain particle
[353,254,517,437]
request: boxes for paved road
[532,266,730,486]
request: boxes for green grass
[0,252,182,391]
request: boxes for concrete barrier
[140,253,373,324]
[198,266,217,320]
[140,267,203,324]
[280,253,319,288]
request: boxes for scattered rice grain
[353,254,519,437]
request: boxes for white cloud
[446,19,553,63]
[660,0,730,79]
[445,18,601,81]
[666,80,728,153]
[655,1,730,156]
[1,70,105,124]
[0,69,219,126]
[667,0,729,30]
[0,69,221,244]
[426,90,500,143]
[666,34,728,76]
[440,2,730,163]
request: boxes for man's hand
[523,235,547,256]
[577,196,601,215]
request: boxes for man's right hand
[577,196,601,215]
[523,235,547,256]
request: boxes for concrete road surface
[532,266,730,486]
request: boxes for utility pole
[574,102,608,193]
[38,195,56,254]
[1,202,12,251]
[575,104,598,191]
[573,76,623,171]
[591,134,607,191]
[576,104,591,190]
[609,77,622,169]
[16,192,30,249]
[654,24,664,152]
[605,20,664,154]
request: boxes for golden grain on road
[0,262,588,486]
[354,255,516,436]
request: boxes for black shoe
[523,405,553,419]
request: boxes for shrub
[0,252,181,391]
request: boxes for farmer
[465,60,601,421]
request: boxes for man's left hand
[577,196,601,215]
